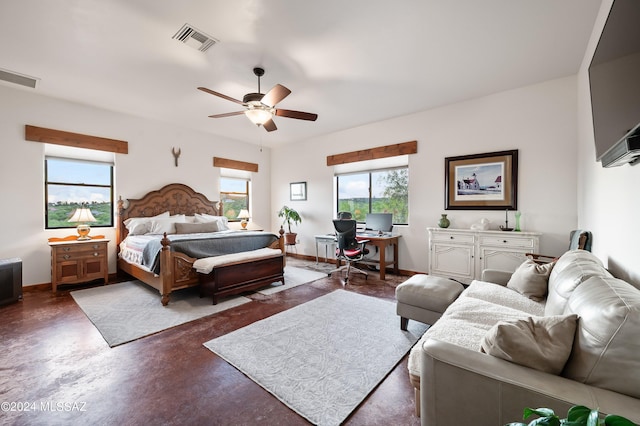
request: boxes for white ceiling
[0,0,602,148]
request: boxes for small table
[315,234,336,263]
[355,234,401,280]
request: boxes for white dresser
[427,227,541,284]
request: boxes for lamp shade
[244,108,272,125]
[237,209,250,219]
[68,205,97,240]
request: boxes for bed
[116,183,285,305]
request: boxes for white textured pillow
[481,314,578,375]
[124,211,170,235]
[195,213,229,231]
[507,259,555,301]
[147,216,186,235]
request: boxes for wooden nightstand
[48,239,109,292]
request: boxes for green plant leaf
[529,417,561,426]
[566,405,596,424]
[505,423,527,426]
[604,415,639,426]
[525,408,557,419]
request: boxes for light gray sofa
[407,250,640,425]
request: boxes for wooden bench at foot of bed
[195,248,285,305]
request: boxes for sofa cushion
[480,314,578,375]
[545,250,612,316]
[461,281,545,316]
[506,259,555,301]
[562,276,640,399]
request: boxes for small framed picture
[445,150,518,210]
[290,182,307,201]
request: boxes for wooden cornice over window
[24,124,129,154]
[326,140,417,166]
[25,125,128,154]
[213,157,259,173]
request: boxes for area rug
[203,289,428,426]
[257,266,326,295]
[71,281,251,347]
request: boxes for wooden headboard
[116,183,222,244]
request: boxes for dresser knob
[93,252,99,257]
[63,247,71,252]
[503,240,507,243]
[450,236,454,239]
[63,255,70,260]
[92,244,99,249]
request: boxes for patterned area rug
[204,289,428,426]
[257,266,326,295]
[72,281,251,347]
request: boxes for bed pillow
[507,259,555,301]
[124,211,170,235]
[147,216,186,235]
[175,221,219,234]
[480,314,578,375]
[195,213,230,231]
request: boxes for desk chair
[526,229,592,264]
[328,219,369,285]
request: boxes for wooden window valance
[326,140,417,166]
[213,157,259,173]
[25,125,128,154]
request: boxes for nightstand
[48,239,109,292]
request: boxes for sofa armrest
[480,269,512,285]
[420,338,640,426]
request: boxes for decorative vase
[438,214,450,228]
[514,211,521,232]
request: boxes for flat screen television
[365,213,393,233]
[589,0,640,167]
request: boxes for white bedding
[193,248,282,274]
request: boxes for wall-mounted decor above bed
[116,184,284,305]
[445,150,518,210]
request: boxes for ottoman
[395,274,464,330]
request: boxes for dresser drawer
[479,235,536,249]
[54,243,106,255]
[430,232,475,244]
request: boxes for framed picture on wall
[290,182,307,201]
[445,150,518,210]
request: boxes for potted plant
[506,405,637,426]
[278,205,302,245]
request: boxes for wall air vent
[172,24,218,52]
[0,68,39,88]
[601,133,640,167]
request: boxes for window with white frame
[45,157,114,229]
[336,166,409,225]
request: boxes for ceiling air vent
[0,68,39,88]
[172,24,218,52]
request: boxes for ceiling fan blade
[275,109,318,121]
[208,111,245,118]
[263,118,277,132]
[197,87,244,105]
[261,84,291,107]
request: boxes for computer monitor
[365,213,393,233]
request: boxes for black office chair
[328,219,369,285]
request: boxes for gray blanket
[142,231,279,273]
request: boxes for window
[220,177,249,220]
[336,167,408,225]
[45,157,114,229]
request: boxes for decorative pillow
[123,211,170,235]
[480,314,578,375]
[174,221,219,234]
[195,213,230,231]
[507,259,555,301]
[147,216,186,235]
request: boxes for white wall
[0,84,272,286]
[271,76,579,273]
[577,0,640,287]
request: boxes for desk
[356,234,400,280]
[314,234,336,263]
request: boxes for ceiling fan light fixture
[244,106,273,126]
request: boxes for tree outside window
[337,167,408,224]
[220,177,249,220]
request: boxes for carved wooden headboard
[116,183,222,244]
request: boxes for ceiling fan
[197,67,318,132]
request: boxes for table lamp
[68,204,97,240]
[237,209,250,229]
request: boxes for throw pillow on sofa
[507,259,555,301]
[480,314,578,375]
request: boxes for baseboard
[22,272,120,292]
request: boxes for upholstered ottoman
[396,274,464,330]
